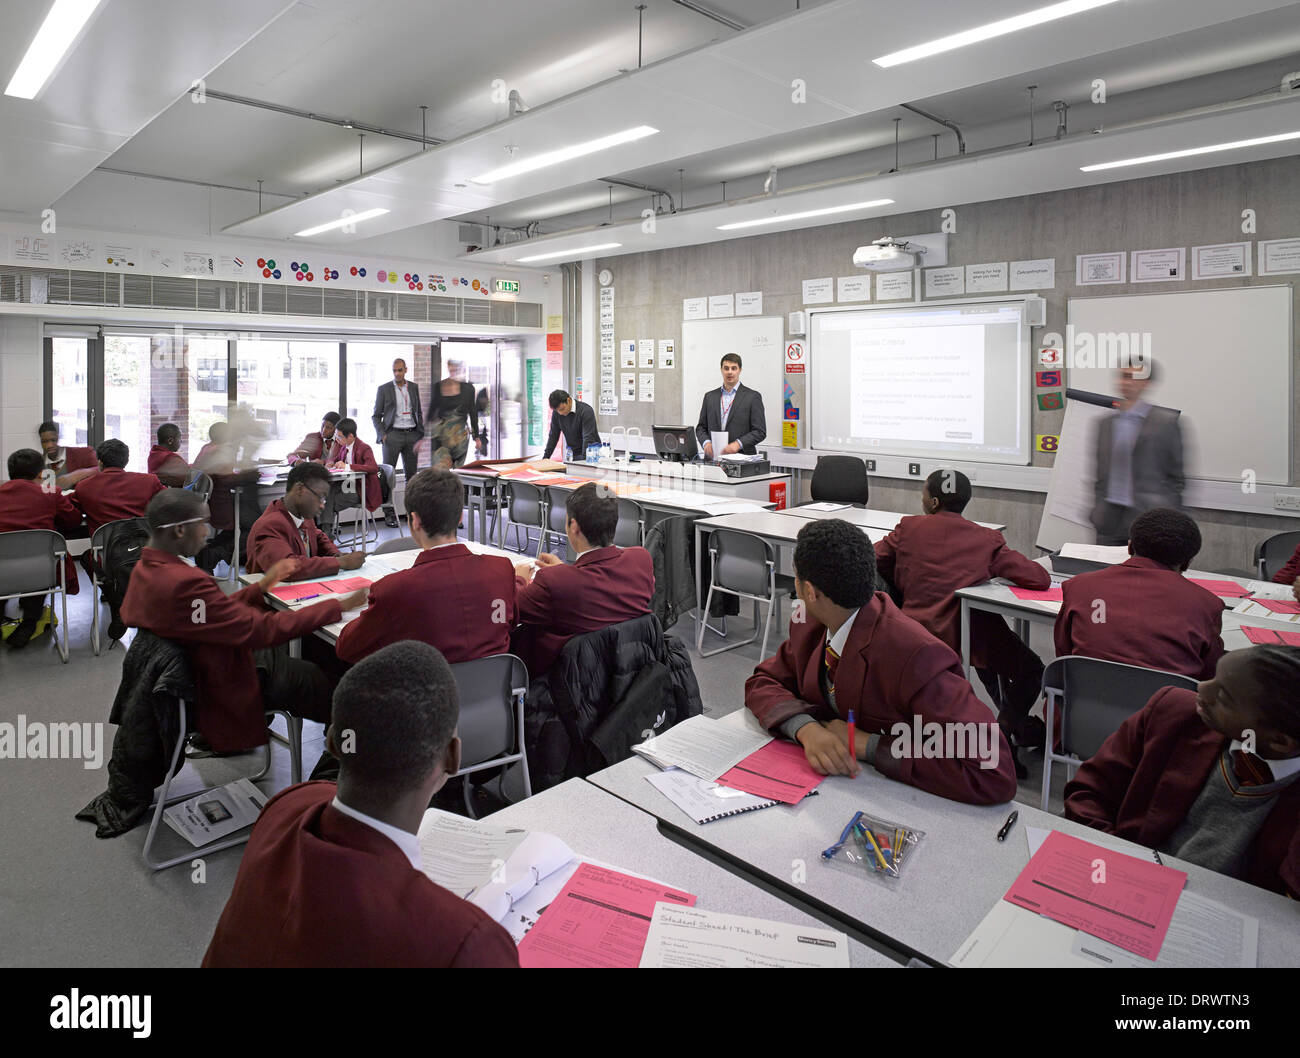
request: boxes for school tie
[823,641,841,696]
[300,526,312,557]
[1231,749,1273,787]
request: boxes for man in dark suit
[71,439,166,535]
[372,359,423,528]
[1056,507,1224,680]
[1091,362,1185,545]
[695,353,766,457]
[543,389,599,461]
[202,640,520,966]
[745,518,1017,806]
[245,461,366,581]
[511,482,654,677]
[336,469,516,664]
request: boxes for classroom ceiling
[3,0,1300,260]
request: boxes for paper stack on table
[639,905,851,968]
[632,714,772,780]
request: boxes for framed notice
[683,296,708,320]
[1191,242,1251,280]
[1259,238,1300,276]
[802,277,833,304]
[924,266,964,297]
[965,262,1008,293]
[1076,252,1126,285]
[1131,247,1185,283]
[736,291,763,316]
[875,270,913,301]
[836,275,870,302]
[1010,258,1055,290]
[708,294,735,318]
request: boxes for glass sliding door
[235,338,340,462]
[48,336,92,447]
[345,341,429,462]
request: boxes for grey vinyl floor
[0,519,1063,967]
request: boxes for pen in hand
[997,810,1018,842]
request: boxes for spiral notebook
[646,769,788,824]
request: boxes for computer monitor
[652,425,698,463]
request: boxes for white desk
[587,711,1300,967]
[483,779,897,967]
[779,505,1006,533]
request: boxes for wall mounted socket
[908,463,921,476]
[865,459,876,472]
[1274,492,1300,511]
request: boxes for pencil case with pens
[821,810,924,880]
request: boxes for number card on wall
[1036,391,1064,411]
[1035,434,1060,453]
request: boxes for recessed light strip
[294,208,390,237]
[717,199,894,231]
[872,0,1120,68]
[471,126,658,184]
[5,0,104,99]
[517,243,622,263]
[1080,131,1300,172]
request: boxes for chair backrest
[545,486,569,532]
[709,528,775,597]
[184,471,214,503]
[1043,655,1198,760]
[1257,530,1300,580]
[381,463,397,488]
[614,498,644,547]
[507,481,544,526]
[0,529,65,596]
[372,536,421,555]
[810,455,869,505]
[450,653,529,766]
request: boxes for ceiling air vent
[461,299,490,324]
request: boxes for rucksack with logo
[99,517,150,632]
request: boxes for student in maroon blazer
[337,469,515,665]
[203,641,519,967]
[71,439,166,534]
[1065,645,1300,897]
[875,470,1050,753]
[245,462,366,581]
[1055,507,1224,680]
[511,482,654,678]
[320,417,383,537]
[38,420,98,489]
[287,412,340,464]
[120,490,369,751]
[147,422,189,486]
[1270,539,1300,591]
[746,519,1017,806]
[0,448,82,647]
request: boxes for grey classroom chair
[504,481,545,554]
[614,498,646,547]
[1256,530,1300,581]
[697,528,796,659]
[449,653,532,818]
[184,471,214,504]
[372,535,421,555]
[0,529,70,663]
[89,516,143,656]
[1040,655,1198,811]
[542,486,570,557]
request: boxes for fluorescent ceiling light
[517,243,622,262]
[717,199,894,231]
[1080,131,1300,172]
[471,126,658,184]
[294,208,390,237]
[5,0,104,99]
[872,0,1120,68]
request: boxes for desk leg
[496,483,505,549]
[694,522,703,639]
[477,485,488,544]
[960,597,972,681]
[228,485,240,587]
[1015,617,1029,646]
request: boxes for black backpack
[99,517,150,630]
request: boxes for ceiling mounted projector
[853,237,923,271]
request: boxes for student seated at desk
[336,469,515,665]
[1064,645,1300,897]
[71,439,166,535]
[511,481,654,678]
[121,490,368,753]
[745,519,1017,806]
[192,422,229,469]
[874,469,1050,754]
[245,462,366,581]
[1055,507,1223,680]
[321,417,383,533]
[38,420,98,489]
[287,411,340,464]
[202,641,519,967]
[1270,538,1300,596]
[0,448,81,648]
[147,422,189,487]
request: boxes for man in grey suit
[373,358,424,528]
[1090,362,1185,545]
[695,353,767,457]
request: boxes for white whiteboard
[681,316,784,443]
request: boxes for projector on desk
[712,455,770,478]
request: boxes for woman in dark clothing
[427,360,479,469]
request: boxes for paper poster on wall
[639,338,655,368]
[547,314,564,331]
[639,373,655,402]
[924,266,964,298]
[546,332,564,351]
[782,421,798,447]
[13,235,52,263]
[836,275,870,302]
[545,349,562,371]
[599,394,619,416]
[59,238,98,266]
[1035,369,1062,388]
[708,294,734,318]
[965,262,1008,293]
[1131,247,1185,283]
[784,340,806,373]
[182,250,216,277]
[1191,242,1250,280]
[659,339,675,368]
[802,277,833,304]
[1076,251,1125,285]
[621,373,637,400]
[217,254,247,277]
[1010,258,1055,290]
[875,270,913,301]
[103,242,139,269]
[683,296,708,320]
[1259,237,1300,276]
[148,246,177,273]
[736,291,763,316]
[620,340,637,368]
[526,358,542,446]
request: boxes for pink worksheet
[1253,599,1300,615]
[1009,586,1064,602]
[1242,626,1300,646]
[1187,578,1250,597]
[716,740,824,804]
[269,583,327,601]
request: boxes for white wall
[0,316,43,467]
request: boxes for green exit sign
[492,278,520,294]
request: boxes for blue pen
[822,810,865,860]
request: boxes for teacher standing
[695,353,766,458]
[373,358,424,528]
[427,359,481,470]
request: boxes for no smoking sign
[785,340,806,373]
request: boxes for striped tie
[823,642,841,696]
[300,526,311,557]
[1231,750,1273,787]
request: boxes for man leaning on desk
[695,353,766,458]
[543,389,599,461]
